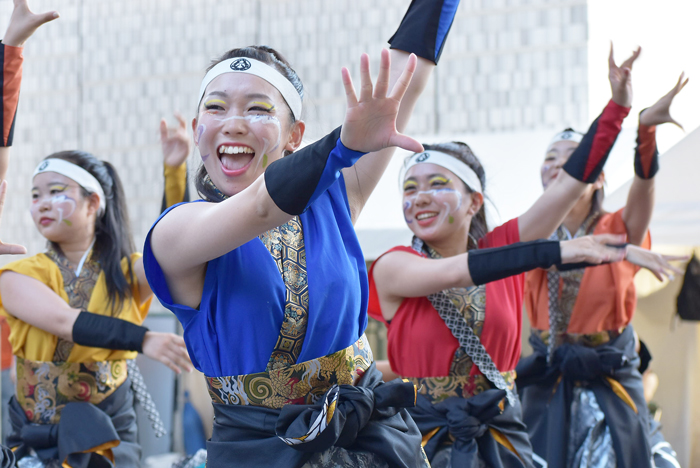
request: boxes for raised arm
[517,45,638,242]
[343,0,459,221]
[0,0,58,180]
[373,234,626,321]
[0,180,25,255]
[160,112,191,212]
[623,73,688,245]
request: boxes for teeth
[219,146,254,155]
[417,213,438,220]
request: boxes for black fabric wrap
[410,389,533,467]
[7,379,140,468]
[468,240,561,286]
[388,0,458,64]
[516,326,651,468]
[264,126,341,216]
[0,445,14,468]
[206,363,425,468]
[561,110,619,184]
[72,311,148,353]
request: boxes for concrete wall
[0,0,589,256]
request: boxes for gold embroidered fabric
[206,334,373,409]
[408,370,516,405]
[46,246,101,361]
[15,357,127,424]
[259,217,310,370]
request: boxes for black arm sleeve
[264,126,365,215]
[388,0,460,64]
[468,240,561,286]
[72,311,149,353]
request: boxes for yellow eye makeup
[429,176,451,185]
[204,99,227,107]
[49,184,67,191]
[403,181,418,191]
[252,101,275,111]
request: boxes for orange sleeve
[0,43,23,146]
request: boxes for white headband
[33,158,106,214]
[549,129,583,147]
[198,57,302,120]
[400,150,483,195]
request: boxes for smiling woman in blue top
[143,1,462,466]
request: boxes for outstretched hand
[0,180,26,255]
[339,49,423,154]
[625,245,688,282]
[141,331,193,374]
[640,73,689,129]
[160,112,191,167]
[559,233,627,265]
[3,0,58,47]
[609,43,640,108]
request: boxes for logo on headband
[38,161,49,172]
[416,152,430,162]
[561,131,573,140]
[231,58,252,71]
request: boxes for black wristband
[72,311,148,353]
[634,113,659,180]
[468,240,561,286]
[388,0,460,64]
[264,126,365,215]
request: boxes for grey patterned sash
[546,215,600,362]
[412,237,515,406]
[127,359,166,437]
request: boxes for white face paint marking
[403,188,463,226]
[51,194,77,225]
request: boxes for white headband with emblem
[549,129,583,147]
[33,158,106,214]
[400,150,483,195]
[198,57,302,120]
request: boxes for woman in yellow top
[0,7,192,463]
[0,148,192,466]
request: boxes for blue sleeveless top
[143,175,368,377]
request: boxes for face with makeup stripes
[193,73,305,196]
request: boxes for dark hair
[422,142,489,250]
[195,46,304,203]
[44,151,135,315]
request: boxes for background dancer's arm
[623,73,688,245]
[160,112,191,211]
[0,0,58,180]
[0,271,191,373]
[373,234,626,321]
[517,45,638,242]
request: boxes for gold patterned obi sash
[16,357,128,425]
[206,334,373,409]
[407,370,516,405]
[532,327,625,349]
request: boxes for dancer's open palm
[4,0,59,47]
[340,49,423,154]
[640,73,689,129]
[0,180,26,255]
[609,43,640,108]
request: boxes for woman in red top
[368,48,679,468]
[517,67,688,468]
